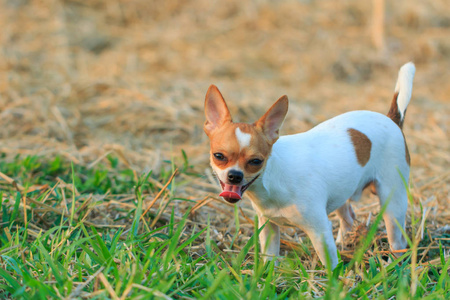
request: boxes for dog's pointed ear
[255,95,288,144]
[204,85,232,136]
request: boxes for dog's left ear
[204,85,232,136]
[255,95,288,144]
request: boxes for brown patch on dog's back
[348,128,372,167]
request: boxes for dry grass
[1,0,449,267]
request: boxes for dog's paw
[336,228,346,245]
[263,255,279,267]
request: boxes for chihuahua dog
[204,62,415,268]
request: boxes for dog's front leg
[302,217,339,269]
[257,214,280,264]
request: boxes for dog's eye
[214,153,226,161]
[248,158,263,166]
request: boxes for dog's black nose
[228,170,243,184]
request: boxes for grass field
[1,0,449,298]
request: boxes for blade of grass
[99,272,120,300]
[141,168,178,220]
[233,218,266,271]
[0,267,23,294]
[9,192,21,224]
[70,162,77,226]
[37,241,64,286]
[199,268,228,300]
[230,204,240,249]
[163,209,190,268]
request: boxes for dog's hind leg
[335,201,356,245]
[375,175,409,257]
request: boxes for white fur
[235,127,251,150]
[212,162,238,183]
[212,162,252,186]
[395,62,415,119]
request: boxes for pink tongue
[219,184,242,200]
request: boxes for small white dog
[204,63,415,268]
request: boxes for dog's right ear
[204,85,232,136]
[255,95,288,144]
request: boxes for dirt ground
[1,0,449,260]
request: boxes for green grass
[0,155,448,299]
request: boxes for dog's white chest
[264,213,298,227]
[246,192,301,228]
[259,206,300,228]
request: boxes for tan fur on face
[347,128,372,167]
[209,123,272,174]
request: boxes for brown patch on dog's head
[347,128,372,167]
[204,85,289,183]
[207,122,272,175]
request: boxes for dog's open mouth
[219,175,260,203]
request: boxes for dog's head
[204,85,288,203]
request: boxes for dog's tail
[387,62,415,129]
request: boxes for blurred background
[0,0,448,204]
